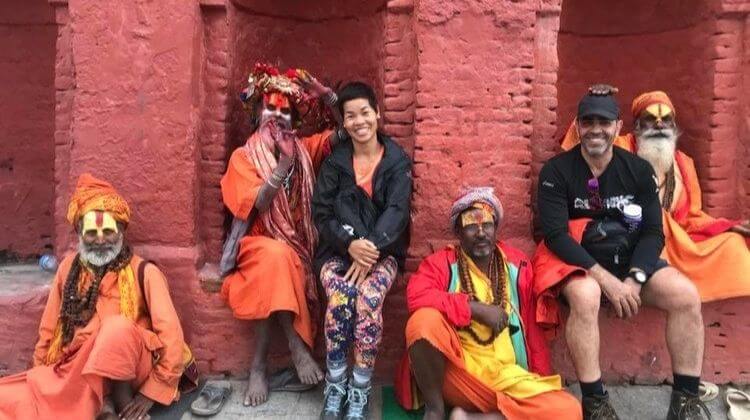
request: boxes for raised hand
[297,69,331,99]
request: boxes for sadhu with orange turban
[0,173,193,420]
[557,87,750,303]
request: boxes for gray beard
[78,236,124,267]
[636,129,677,175]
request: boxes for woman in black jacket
[312,82,412,420]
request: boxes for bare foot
[290,343,324,385]
[449,407,505,420]
[244,368,269,407]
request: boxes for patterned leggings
[321,256,397,370]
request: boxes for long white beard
[79,235,124,267]
[636,128,677,175]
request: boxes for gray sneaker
[321,375,347,420]
[344,383,371,420]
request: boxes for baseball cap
[577,94,620,120]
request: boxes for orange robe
[220,131,331,348]
[560,125,750,301]
[0,254,186,420]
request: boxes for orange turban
[66,173,131,226]
[631,91,675,119]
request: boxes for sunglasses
[587,177,603,211]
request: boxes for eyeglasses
[587,177,603,211]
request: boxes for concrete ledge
[551,298,750,384]
[0,264,52,375]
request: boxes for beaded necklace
[659,166,676,211]
[457,248,506,346]
[59,246,133,344]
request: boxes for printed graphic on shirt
[573,194,634,211]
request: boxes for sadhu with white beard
[0,173,190,420]
[560,88,750,302]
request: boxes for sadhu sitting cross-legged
[395,187,582,420]
[0,173,192,420]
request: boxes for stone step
[0,264,52,375]
[148,381,734,420]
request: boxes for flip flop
[268,366,316,392]
[727,387,750,420]
[190,381,232,417]
[699,381,719,402]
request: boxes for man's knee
[94,315,141,354]
[562,275,601,319]
[255,237,298,264]
[100,315,138,338]
[405,308,449,345]
[654,269,702,314]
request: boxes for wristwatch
[629,269,647,284]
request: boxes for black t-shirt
[537,144,665,274]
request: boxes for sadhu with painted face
[218,63,346,406]
[0,173,191,420]
[395,187,582,420]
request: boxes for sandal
[727,387,750,420]
[190,381,232,417]
[269,366,316,392]
[699,381,719,402]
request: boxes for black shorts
[558,259,670,307]
[612,258,670,280]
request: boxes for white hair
[78,235,124,267]
[634,122,680,175]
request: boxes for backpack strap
[137,259,155,315]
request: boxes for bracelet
[271,170,285,182]
[325,92,338,106]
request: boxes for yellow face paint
[644,103,673,124]
[82,210,118,237]
[461,204,495,227]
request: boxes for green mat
[380,385,424,420]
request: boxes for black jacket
[312,133,412,276]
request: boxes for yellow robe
[459,252,561,399]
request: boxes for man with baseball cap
[534,91,708,419]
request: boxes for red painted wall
[0,0,56,259]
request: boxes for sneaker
[344,382,371,420]
[321,375,348,420]
[666,390,711,420]
[582,392,620,420]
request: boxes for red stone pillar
[50,0,206,343]
[530,3,561,238]
[707,10,747,217]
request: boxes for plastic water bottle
[39,254,58,273]
[622,204,642,232]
